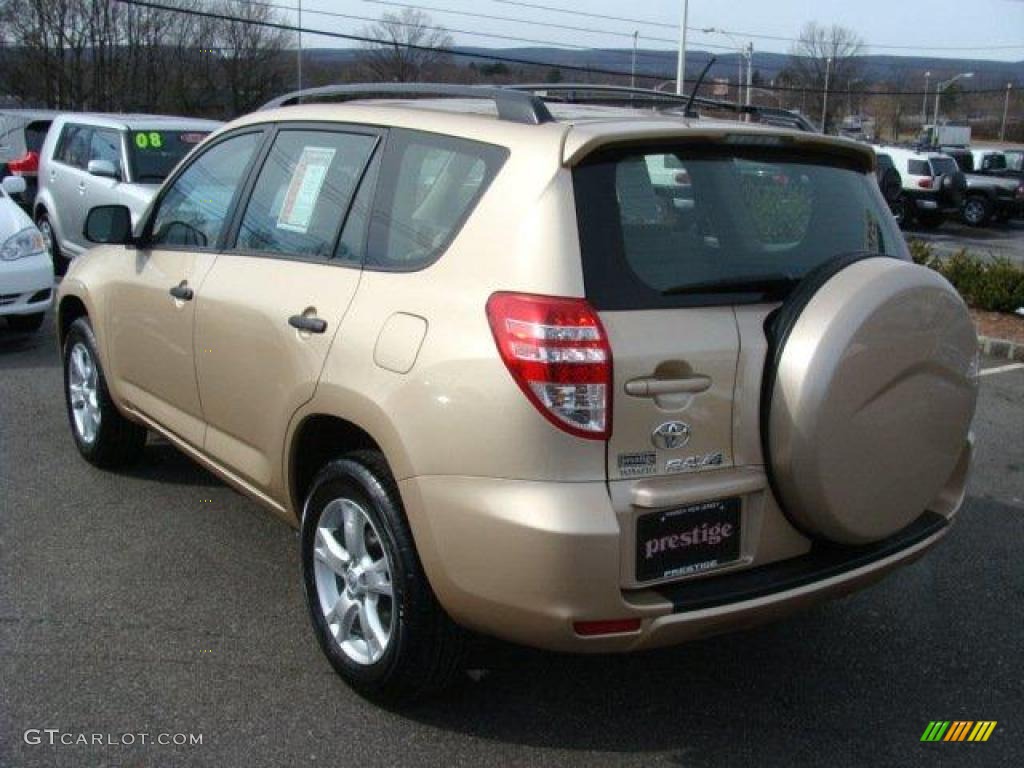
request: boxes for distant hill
[305,46,1024,89]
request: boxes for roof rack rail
[259,83,554,126]
[506,84,818,133]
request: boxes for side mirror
[84,205,133,245]
[2,175,27,197]
[87,159,119,180]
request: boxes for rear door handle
[169,281,193,301]
[289,314,327,334]
[625,375,712,397]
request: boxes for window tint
[982,154,1006,171]
[25,121,51,154]
[57,125,92,169]
[128,130,211,183]
[930,157,957,176]
[236,129,376,261]
[366,129,507,270]
[907,159,931,176]
[149,132,260,249]
[89,129,122,176]
[574,146,904,310]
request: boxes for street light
[676,0,689,96]
[921,71,931,127]
[703,27,753,108]
[932,72,973,143]
[1000,83,1013,142]
[822,56,832,133]
[631,31,639,88]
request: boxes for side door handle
[625,374,712,397]
[169,281,193,301]
[289,314,327,334]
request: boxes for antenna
[685,56,717,118]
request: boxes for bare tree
[360,9,453,83]
[786,22,864,131]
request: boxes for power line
[112,1,1014,96]
[492,0,1024,52]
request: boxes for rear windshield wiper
[661,273,800,297]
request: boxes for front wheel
[961,195,992,227]
[301,451,464,703]
[63,317,147,467]
[6,312,45,332]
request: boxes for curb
[978,335,1024,362]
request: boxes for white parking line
[979,363,1024,377]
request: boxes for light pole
[744,42,754,107]
[1001,83,1013,142]
[921,71,931,127]
[631,31,639,89]
[675,0,689,95]
[297,0,303,92]
[822,56,831,133]
[932,72,974,143]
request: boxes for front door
[105,130,264,447]
[195,126,381,494]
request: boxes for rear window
[364,129,507,271]
[128,130,210,183]
[24,121,51,154]
[929,157,958,177]
[574,145,906,310]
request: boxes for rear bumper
[400,439,970,653]
[0,252,53,316]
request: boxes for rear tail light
[7,151,39,175]
[486,292,612,440]
[917,177,933,189]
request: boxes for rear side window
[236,129,377,262]
[56,124,92,169]
[981,154,1006,171]
[365,129,507,271]
[89,129,122,177]
[907,159,931,176]
[574,145,905,310]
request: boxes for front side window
[149,132,260,249]
[929,157,958,177]
[574,144,906,310]
[128,130,211,183]
[366,129,507,270]
[236,129,377,261]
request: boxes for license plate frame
[636,498,742,583]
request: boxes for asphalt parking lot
[1,312,1021,768]
[907,218,1024,266]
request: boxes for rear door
[194,124,380,493]
[47,123,93,257]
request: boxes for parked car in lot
[871,145,967,228]
[942,147,1024,225]
[35,113,221,273]
[0,109,58,211]
[57,84,978,703]
[873,151,905,223]
[0,175,52,332]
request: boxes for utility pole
[631,31,638,89]
[297,0,303,92]
[1001,83,1012,142]
[821,56,831,133]
[675,0,689,95]
[921,71,931,127]
[745,42,753,107]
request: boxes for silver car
[34,113,221,273]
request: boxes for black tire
[37,212,67,277]
[961,195,993,227]
[62,316,147,468]
[916,210,945,229]
[300,451,464,704]
[6,312,45,332]
[892,196,911,227]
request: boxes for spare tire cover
[765,257,978,546]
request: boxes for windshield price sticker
[133,132,164,150]
[277,146,336,234]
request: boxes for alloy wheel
[68,342,100,444]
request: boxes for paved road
[1,315,1022,768]
[906,218,1024,266]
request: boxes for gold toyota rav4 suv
[57,84,978,702]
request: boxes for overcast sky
[298,0,1024,62]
